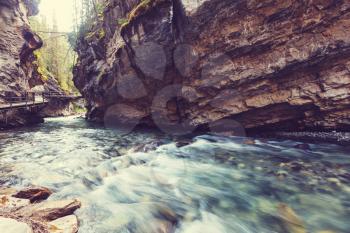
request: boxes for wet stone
[18,199,82,221]
[48,215,79,233]
[0,195,30,208]
[0,186,81,233]
[243,139,256,145]
[277,203,306,233]
[0,217,32,233]
[326,177,342,187]
[0,187,17,196]
[13,186,52,203]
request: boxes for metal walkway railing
[0,91,82,111]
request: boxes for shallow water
[0,116,350,233]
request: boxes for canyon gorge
[0,0,76,129]
[1,1,350,233]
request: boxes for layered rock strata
[74,0,350,135]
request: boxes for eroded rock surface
[48,215,78,233]
[0,0,44,128]
[0,186,80,233]
[0,217,32,233]
[74,0,350,135]
[18,199,81,221]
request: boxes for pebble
[326,177,342,186]
[13,186,52,203]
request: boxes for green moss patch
[120,0,167,32]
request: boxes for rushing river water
[0,116,349,233]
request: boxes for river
[0,116,349,233]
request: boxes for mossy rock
[84,31,97,41]
[98,29,106,40]
[120,0,167,32]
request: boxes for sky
[38,0,75,32]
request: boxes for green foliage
[96,2,106,18]
[29,15,77,93]
[33,50,50,82]
[128,0,152,20]
[117,18,128,26]
[98,28,105,40]
[72,102,86,113]
[84,30,97,40]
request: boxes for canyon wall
[0,0,44,128]
[74,0,350,135]
[0,0,72,129]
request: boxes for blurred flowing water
[0,116,349,233]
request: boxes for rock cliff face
[0,0,44,128]
[74,0,350,135]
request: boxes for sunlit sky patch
[38,0,75,32]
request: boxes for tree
[29,13,77,93]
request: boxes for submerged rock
[277,203,306,233]
[326,177,342,187]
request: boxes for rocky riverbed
[0,186,81,233]
[0,117,349,233]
